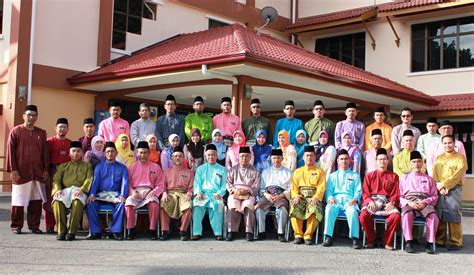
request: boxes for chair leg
[362,231,366,247]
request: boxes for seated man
[191,144,227,240]
[52,141,93,241]
[255,148,292,242]
[290,146,326,245]
[393,130,425,177]
[226,146,260,241]
[400,150,439,254]
[359,148,400,250]
[160,146,194,241]
[323,149,362,249]
[86,142,129,240]
[125,141,164,240]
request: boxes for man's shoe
[405,241,415,253]
[149,230,158,240]
[246,233,254,242]
[11,228,21,234]
[278,234,286,242]
[364,242,375,249]
[46,228,55,234]
[353,238,362,249]
[304,239,314,245]
[294,237,304,245]
[65,234,75,241]
[215,235,224,241]
[57,233,66,241]
[180,231,189,241]
[109,233,123,240]
[160,231,169,241]
[322,236,333,247]
[447,245,462,251]
[29,228,43,234]
[426,243,435,254]
[257,232,266,240]
[226,232,235,241]
[126,229,136,240]
[86,233,102,240]
[190,235,201,241]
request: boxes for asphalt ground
[0,194,473,274]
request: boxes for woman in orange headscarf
[277,130,297,171]
[146,134,161,166]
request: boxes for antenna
[256,6,278,33]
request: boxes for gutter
[27,0,37,104]
[201,64,237,84]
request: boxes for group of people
[5,95,467,254]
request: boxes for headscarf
[229,130,247,158]
[167,133,180,159]
[277,130,290,149]
[85,136,105,167]
[341,131,354,150]
[90,136,104,159]
[186,128,204,159]
[252,129,272,171]
[115,133,134,168]
[146,134,160,164]
[294,129,308,168]
[315,130,329,162]
[211,129,227,161]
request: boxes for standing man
[52,141,93,241]
[125,141,164,240]
[98,100,130,143]
[322,149,362,249]
[255,149,292,242]
[364,107,392,152]
[226,146,260,241]
[130,103,156,147]
[86,142,128,240]
[359,148,400,250]
[155,94,185,150]
[290,146,326,245]
[364,129,384,174]
[416,117,440,160]
[7,105,50,234]
[192,144,227,240]
[433,135,468,251]
[391,107,421,155]
[185,96,213,143]
[427,120,466,176]
[79,118,95,152]
[213,97,242,140]
[273,100,303,147]
[45,118,72,233]
[334,102,365,150]
[393,130,425,178]
[305,100,334,146]
[160,146,194,241]
[242,98,272,146]
[399,150,439,254]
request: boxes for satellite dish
[257,6,278,33]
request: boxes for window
[411,16,474,72]
[208,19,230,29]
[112,0,157,50]
[315,32,366,69]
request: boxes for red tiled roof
[69,24,437,105]
[415,93,474,111]
[285,0,455,32]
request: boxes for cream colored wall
[31,87,95,139]
[463,178,474,202]
[33,0,100,72]
[255,0,291,19]
[298,0,392,18]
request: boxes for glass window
[315,32,366,69]
[428,38,441,70]
[443,36,457,69]
[459,34,474,67]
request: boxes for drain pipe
[201,64,238,84]
[27,0,37,104]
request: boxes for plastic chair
[362,215,397,249]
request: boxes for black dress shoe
[426,243,435,254]
[226,232,235,241]
[447,245,462,251]
[11,228,22,234]
[86,233,102,240]
[66,234,75,241]
[304,239,314,245]
[190,235,201,241]
[246,233,254,242]
[215,235,224,241]
[353,238,362,249]
[149,230,158,240]
[126,229,136,240]
[160,231,170,241]
[46,228,55,234]
[405,241,415,253]
[294,237,304,245]
[322,236,333,247]
[257,232,266,240]
[278,234,286,242]
[29,228,43,234]
[108,233,123,240]
[180,231,189,241]
[57,233,66,241]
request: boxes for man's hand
[213,193,222,200]
[367,201,376,212]
[436,182,444,191]
[132,190,141,200]
[440,188,448,196]
[10,171,20,182]
[196,193,203,200]
[87,195,95,203]
[73,189,83,198]
[42,171,50,182]
[264,192,273,202]
[145,191,155,200]
[183,193,192,202]
[348,199,357,206]
[52,190,62,200]
[417,201,427,209]
[408,201,419,210]
[310,197,320,206]
[291,196,300,206]
[162,192,169,202]
[119,197,126,203]
[385,202,396,212]
[327,198,336,205]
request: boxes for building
[0,0,473,201]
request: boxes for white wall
[255,0,291,19]
[298,0,392,18]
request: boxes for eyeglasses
[251,105,261,109]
